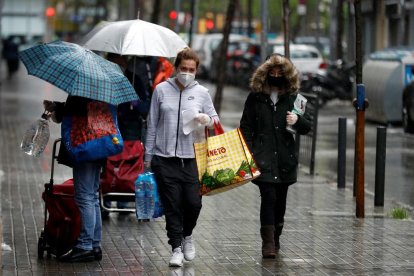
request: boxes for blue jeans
[73,162,102,250]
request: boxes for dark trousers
[257,182,289,227]
[151,155,202,250]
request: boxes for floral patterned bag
[61,101,124,162]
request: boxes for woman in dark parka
[240,54,311,258]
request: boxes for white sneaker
[182,235,196,261]
[169,247,184,267]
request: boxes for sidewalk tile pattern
[1,73,414,275]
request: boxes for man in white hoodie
[145,48,219,267]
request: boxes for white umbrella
[80,19,188,58]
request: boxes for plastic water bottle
[146,175,155,218]
[135,179,147,220]
[151,174,164,218]
[20,113,50,157]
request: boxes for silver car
[272,44,327,76]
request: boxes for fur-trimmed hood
[249,54,300,95]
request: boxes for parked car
[272,44,327,76]
[363,48,414,133]
[209,40,258,81]
[191,33,250,78]
[209,41,278,87]
[293,36,330,58]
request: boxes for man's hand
[286,111,298,125]
[144,161,151,170]
[43,100,56,112]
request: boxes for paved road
[1,70,414,275]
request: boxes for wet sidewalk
[1,69,414,275]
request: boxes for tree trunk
[94,0,108,25]
[346,1,355,61]
[128,0,141,20]
[151,0,162,24]
[329,0,337,61]
[188,0,196,47]
[336,0,344,60]
[260,0,268,63]
[282,0,290,58]
[213,0,238,115]
[247,0,253,38]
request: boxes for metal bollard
[337,118,347,188]
[375,126,387,207]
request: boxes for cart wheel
[101,209,110,220]
[38,230,45,259]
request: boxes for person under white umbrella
[80,20,184,216]
[79,19,186,134]
[80,19,188,58]
[79,19,187,96]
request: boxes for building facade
[361,0,414,54]
[1,0,46,41]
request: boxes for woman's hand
[195,113,212,125]
[43,100,56,112]
[286,111,298,125]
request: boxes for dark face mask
[268,76,287,88]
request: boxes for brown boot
[260,225,276,258]
[274,225,283,250]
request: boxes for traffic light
[45,7,56,17]
[169,10,177,20]
[206,19,214,30]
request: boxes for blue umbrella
[19,40,139,105]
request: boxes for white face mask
[177,72,195,87]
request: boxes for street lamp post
[353,0,367,218]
